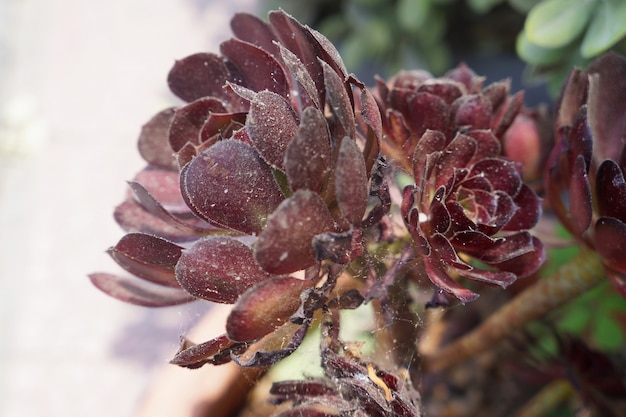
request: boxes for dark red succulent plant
[374,66,545,302]
[90,9,388,367]
[545,52,626,298]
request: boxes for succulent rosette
[374,66,545,303]
[545,52,626,298]
[90,10,386,366]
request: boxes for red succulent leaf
[495,235,545,278]
[268,10,325,99]
[246,90,299,169]
[412,129,446,190]
[170,334,248,368]
[407,92,450,140]
[465,130,501,164]
[126,181,216,235]
[434,133,477,189]
[473,231,535,264]
[308,25,348,79]
[457,268,517,288]
[175,236,277,304]
[220,38,288,98]
[335,137,368,224]
[450,230,500,252]
[113,199,204,243]
[429,199,451,234]
[445,63,482,92]
[180,139,284,235]
[167,53,242,103]
[502,184,542,231]
[226,277,314,341]
[587,52,626,165]
[469,158,522,196]
[230,12,278,56]
[596,160,626,223]
[278,43,321,110]
[132,168,188,214]
[323,61,355,140]
[491,91,524,138]
[417,81,463,106]
[451,94,492,130]
[555,67,589,130]
[254,190,336,274]
[568,107,593,172]
[430,233,472,271]
[232,322,310,367]
[199,111,246,143]
[137,108,177,170]
[284,107,331,193]
[89,273,194,307]
[569,154,593,235]
[423,257,479,303]
[107,233,183,288]
[593,217,626,273]
[169,97,227,152]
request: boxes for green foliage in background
[519,0,626,95]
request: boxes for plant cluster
[90,9,626,417]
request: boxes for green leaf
[516,29,568,65]
[525,0,597,48]
[592,314,625,350]
[397,0,431,32]
[508,0,543,14]
[467,0,504,14]
[581,0,626,58]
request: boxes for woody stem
[423,249,606,372]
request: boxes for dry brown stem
[424,249,606,372]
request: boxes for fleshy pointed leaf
[495,236,545,278]
[89,273,194,307]
[220,38,288,97]
[108,233,183,288]
[569,154,592,236]
[127,181,216,235]
[451,94,492,130]
[246,90,299,169]
[132,167,188,214]
[594,217,626,273]
[167,53,241,103]
[254,190,336,274]
[175,236,277,304]
[596,160,626,223]
[230,12,278,56]
[180,139,284,234]
[502,184,542,231]
[284,107,331,193]
[226,277,313,341]
[335,137,368,224]
[587,52,626,165]
[323,61,355,140]
[169,98,227,152]
[137,108,177,170]
[423,257,479,303]
[278,43,321,110]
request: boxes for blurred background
[0,1,259,416]
[4,0,618,415]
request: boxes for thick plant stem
[424,249,606,372]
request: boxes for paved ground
[0,1,259,416]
